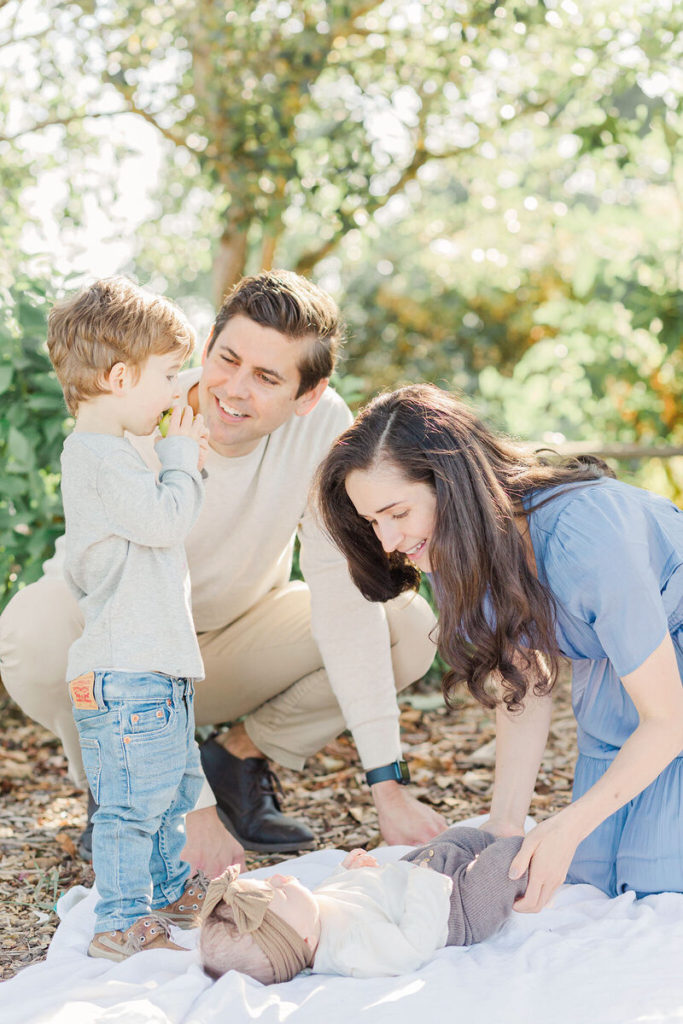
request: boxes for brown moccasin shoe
[88,915,186,962]
[155,871,209,930]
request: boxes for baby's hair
[47,276,195,415]
[199,899,277,984]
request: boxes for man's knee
[1,577,88,786]
[385,591,437,689]
[1,585,37,694]
[0,576,81,703]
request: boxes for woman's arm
[511,632,683,912]
[483,678,553,838]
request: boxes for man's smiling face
[195,315,327,458]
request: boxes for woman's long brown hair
[315,384,612,711]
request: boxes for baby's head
[199,866,321,984]
[47,276,195,416]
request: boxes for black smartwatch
[365,759,410,786]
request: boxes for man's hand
[341,848,380,870]
[181,805,246,878]
[372,780,447,845]
[197,431,210,473]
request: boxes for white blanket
[3,818,683,1024]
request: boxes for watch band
[365,759,410,786]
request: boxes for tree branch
[294,145,430,275]
[327,1,386,39]
[295,78,556,275]
[0,109,122,142]
[296,89,435,274]
[103,74,189,149]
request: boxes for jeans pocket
[79,737,102,803]
[72,706,109,728]
[124,700,175,739]
[123,702,187,813]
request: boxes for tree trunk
[261,233,278,272]
[212,230,249,307]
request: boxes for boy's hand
[160,404,195,437]
[157,406,209,471]
[342,849,379,870]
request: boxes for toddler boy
[199,825,528,981]
[47,277,209,961]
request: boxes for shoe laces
[178,870,209,910]
[125,915,173,954]
[258,764,284,809]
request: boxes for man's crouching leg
[0,576,97,858]
[0,576,86,786]
[194,585,436,855]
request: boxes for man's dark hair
[210,270,343,397]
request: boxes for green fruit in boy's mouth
[158,410,173,437]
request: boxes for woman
[315,384,683,911]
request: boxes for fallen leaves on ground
[0,668,576,980]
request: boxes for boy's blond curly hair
[47,276,195,415]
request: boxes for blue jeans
[71,671,204,932]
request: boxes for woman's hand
[507,811,582,912]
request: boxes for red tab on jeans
[69,672,98,710]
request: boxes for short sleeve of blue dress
[528,479,683,756]
[533,482,668,677]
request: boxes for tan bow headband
[202,866,313,983]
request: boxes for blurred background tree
[0,275,68,602]
[0,0,681,607]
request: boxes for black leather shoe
[77,790,98,861]
[199,737,315,853]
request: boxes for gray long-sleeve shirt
[61,431,204,681]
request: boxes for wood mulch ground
[0,668,576,982]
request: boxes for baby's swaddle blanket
[2,817,682,1024]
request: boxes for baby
[199,826,528,981]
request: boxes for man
[0,270,445,877]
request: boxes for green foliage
[1,0,681,609]
[478,296,681,440]
[476,293,683,501]
[13,0,681,301]
[0,277,68,610]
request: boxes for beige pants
[0,576,436,789]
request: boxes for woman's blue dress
[526,477,683,897]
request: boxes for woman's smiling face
[345,462,437,572]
